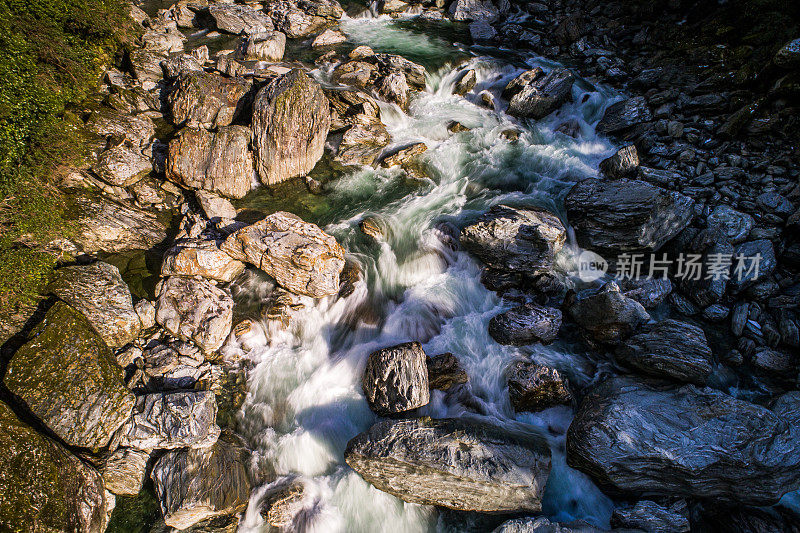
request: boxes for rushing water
[232,12,621,533]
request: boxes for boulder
[566,377,800,504]
[241,30,286,61]
[168,71,251,129]
[142,27,185,53]
[331,53,426,111]
[507,68,576,119]
[100,447,151,496]
[162,53,204,79]
[611,500,689,533]
[92,141,152,187]
[117,391,221,451]
[615,319,713,384]
[48,261,141,348]
[618,277,672,309]
[4,302,135,449]
[209,3,274,34]
[267,0,343,38]
[503,68,544,99]
[729,239,777,291]
[470,20,497,42]
[196,190,238,220]
[151,436,251,530]
[599,145,639,179]
[506,361,572,412]
[86,108,155,148]
[565,282,650,344]
[706,205,753,244]
[449,0,509,22]
[141,341,209,390]
[221,212,345,298]
[426,352,468,391]
[155,276,234,353]
[325,88,390,165]
[260,480,306,527]
[345,417,551,512]
[362,342,430,415]
[453,69,477,96]
[166,126,254,199]
[252,69,330,185]
[312,28,346,47]
[489,304,562,345]
[161,238,246,282]
[565,179,694,253]
[460,204,566,274]
[596,96,652,135]
[492,517,611,532]
[129,49,167,85]
[0,402,111,532]
[774,38,800,68]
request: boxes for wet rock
[751,348,797,381]
[151,436,251,529]
[252,69,330,185]
[481,90,496,109]
[507,67,575,119]
[729,239,777,292]
[706,205,753,244]
[566,376,800,504]
[100,447,150,496]
[470,21,498,42]
[267,0,343,38]
[566,282,650,344]
[325,88,390,166]
[461,204,566,275]
[362,342,430,415]
[222,211,345,298]
[774,38,800,68]
[507,360,572,412]
[615,319,713,385]
[492,516,610,532]
[260,480,306,527]
[449,0,509,22]
[155,276,234,353]
[565,179,694,253]
[117,391,221,451]
[379,142,427,168]
[161,238,246,283]
[332,53,426,110]
[168,71,251,129]
[241,30,286,61]
[599,145,639,179]
[312,28,346,47]
[209,3,274,34]
[196,190,237,220]
[167,126,254,199]
[48,261,141,348]
[93,141,152,187]
[503,68,543,99]
[0,402,111,532]
[448,120,470,133]
[426,352,468,391]
[618,277,672,309]
[596,96,652,135]
[345,417,551,512]
[489,304,562,345]
[611,500,689,533]
[5,302,135,449]
[453,69,477,96]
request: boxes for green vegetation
[0,0,136,335]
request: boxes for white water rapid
[234,14,622,533]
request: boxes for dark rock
[506,360,572,412]
[508,68,576,119]
[492,517,611,532]
[566,377,800,504]
[345,417,551,512]
[426,353,468,391]
[707,205,753,244]
[599,145,639,179]
[611,500,689,533]
[729,239,777,292]
[566,282,650,344]
[449,0,509,22]
[596,97,652,135]
[618,277,672,309]
[362,342,430,415]
[489,304,562,345]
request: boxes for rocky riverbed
[0,0,799,531]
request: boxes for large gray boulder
[565,179,694,253]
[166,126,254,199]
[209,3,274,34]
[331,53,426,111]
[0,402,112,532]
[596,96,652,135]
[161,238,246,283]
[151,436,251,529]
[461,204,566,274]
[241,30,286,61]
[221,212,345,298]
[48,261,141,348]
[489,304,562,345]
[507,68,576,119]
[252,69,330,185]
[362,342,430,415]
[325,87,390,166]
[5,302,135,450]
[266,0,343,38]
[168,71,251,129]
[615,319,713,385]
[506,361,573,412]
[345,417,551,512]
[117,391,221,451]
[156,276,234,354]
[566,377,800,505]
[565,282,650,344]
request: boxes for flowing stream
[232,12,622,532]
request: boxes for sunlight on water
[236,19,621,532]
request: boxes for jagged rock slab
[5,302,134,449]
[266,0,343,38]
[169,71,251,129]
[167,125,254,199]
[221,211,345,298]
[565,179,694,253]
[506,361,572,412]
[599,145,639,179]
[117,391,221,451]
[209,3,273,34]
[0,402,111,532]
[151,437,251,529]
[565,281,650,344]
[100,447,151,496]
[156,276,234,353]
[242,31,286,61]
[611,500,689,533]
[86,108,156,147]
[449,0,509,22]
[252,69,330,185]
[566,377,800,504]
[427,352,468,391]
[492,517,617,532]
[161,238,246,283]
[362,342,430,415]
[92,141,152,187]
[489,304,562,345]
[596,96,652,135]
[508,67,576,119]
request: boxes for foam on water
[236,17,621,532]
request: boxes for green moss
[106,484,162,533]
